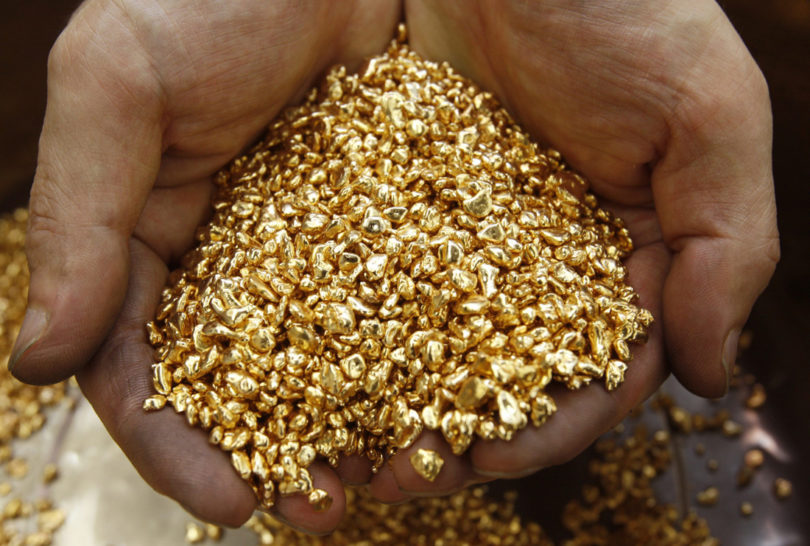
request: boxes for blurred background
[1,1,808,544]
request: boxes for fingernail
[721,328,740,395]
[9,306,49,372]
[472,465,544,480]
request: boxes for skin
[9,0,778,535]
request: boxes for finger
[77,238,256,526]
[272,461,346,535]
[471,243,668,475]
[132,180,213,264]
[389,431,485,496]
[335,454,374,486]
[10,3,164,384]
[653,35,779,398]
[368,466,410,505]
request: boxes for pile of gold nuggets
[145,29,652,510]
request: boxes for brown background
[1,0,808,542]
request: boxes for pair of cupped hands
[10,0,778,535]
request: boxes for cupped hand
[369,0,779,502]
[9,0,400,532]
[10,0,779,531]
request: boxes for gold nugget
[697,486,720,506]
[773,478,792,500]
[409,448,444,482]
[245,486,550,545]
[0,209,70,546]
[146,28,651,510]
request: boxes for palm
[365,0,777,498]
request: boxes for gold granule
[721,419,742,438]
[184,522,205,544]
[744,448,764,469]
[773,478,792,500]
[737,448,765,487]
[409,448,444,482]
[36,509,65,534]
[736,465,754,487]
[6,458,29,479]
[745,383,766,409]
[146,29,651,509]
[22,531,52,546]
[3,498,22,518]
[697,486,719,506]
[42,463,58,484]
[740,501,754,517]
[244,486,550,545]
[205,523,223,540]
[0,210,69,546]
[562,424,717,545]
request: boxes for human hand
[11,0,779,530]
[9,0,400,533]
[367,0,779,503]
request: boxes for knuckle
[27,186,65,246]
[26,167,78,250]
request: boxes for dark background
[1,0,807,543]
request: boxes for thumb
[655,49,778,398]
[10,6,163,384]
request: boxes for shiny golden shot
[144,32,652,511]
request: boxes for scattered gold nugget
[744,448,765,469]
[563,424,716,545]
[0,210,70,545]
[736,465,755,487]
[740,501,754,517]
[697,486,720,506]
[773,478,792,500]
[36,509,66,534]
[737,448,766,487]
[205,523,223,540]
[6,459,29,479]
[745,383,767,409]
[409,448,444,482]
[42,463,59,484]
[145,28,651,510]
[721,419,742,437]
[185,522,205,544]
[244,486,549,545]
